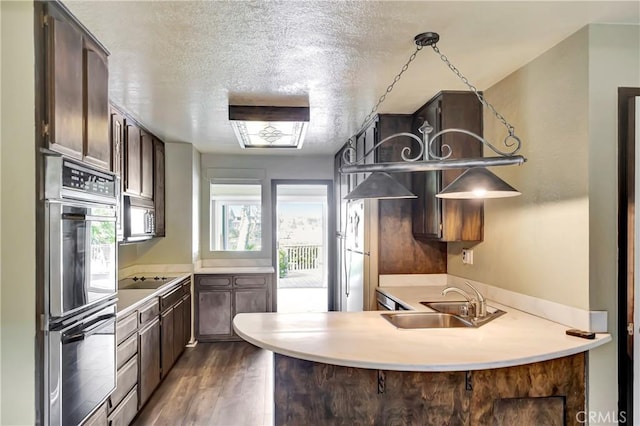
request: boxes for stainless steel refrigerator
[341,200,367,311]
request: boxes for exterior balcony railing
[280,244,321,272]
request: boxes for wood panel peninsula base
[274,352,585,426]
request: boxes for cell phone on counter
[565,329,596,339]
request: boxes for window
[210,183,262,251]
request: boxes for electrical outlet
[462,249,474,265]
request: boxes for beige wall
[200,154,333,266]
[119,143,201,268]
[586,24,640,420]
[448,24,640,420]
[0,1,36,424]
[448,27,591,310]
[0,0,4,413]
[192,148,201,263]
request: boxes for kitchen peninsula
[234,287,610,425]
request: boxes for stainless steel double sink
[381,301,506,329]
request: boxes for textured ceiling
[66,1,640,155]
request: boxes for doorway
[618,88,640,424]
[272,180,334,313]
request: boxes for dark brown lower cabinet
[183,293,192,346]
[160,307,175,379]
[160,281,190,378]
[274,352,585,425]
[116,333,137,370]
[107,386,138,426]
[138,317,161,406]
[82,402,107,426]
[234,289,268,315]
[108,356,137,413]
[153,139,166,237]
[82,278,191,425]
[94,310,139,426]
[195,273,272,341]
[197,290,232,338]
[173,299,185,360]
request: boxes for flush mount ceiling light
[229,105,309,149]
[340,32,527,200]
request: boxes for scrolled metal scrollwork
[341,138,357,165]
[342,132,425,166]
[427,128,522,160]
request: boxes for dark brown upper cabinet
[124,127,154,200]
[110,107,125,241]
[112,102,166,239]
[411,91,484,242]
[140,131,154,199]
[83,46,109,169]
[351,114,415,189]
[153,139,166,237]
[44,2,110,171]
[124,121,141,196]
[110,107,124,178]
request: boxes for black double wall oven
[44,154,118,426]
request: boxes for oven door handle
[62,213,117,222]
[62,314,115,343]
[48,198,116,210]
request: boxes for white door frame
[619,88,640,423]
[271,180,335,312]
[634,96,640,418]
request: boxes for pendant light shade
[436,168,521,199]
[344,172,417,200]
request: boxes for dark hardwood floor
[133,342,274,426]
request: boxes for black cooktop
[118,275,178,290]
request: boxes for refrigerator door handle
[344,239,350,298]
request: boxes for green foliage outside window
[91,221,115,244]
[278,249,289,278]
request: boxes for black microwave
[123,196,155,242]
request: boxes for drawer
[182,279,191,295]
[139,299,159,325]
[234,275,267,288]
[160,286,183,312]
[116,312,137,345]
[82,401,107,426]
[107,386,138,426]
[108,356,138,413]
[196,275,231,287]
[116,333,137,370]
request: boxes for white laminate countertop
[233,286,611,372]
[116,273,190,317]
[194,266,275,274]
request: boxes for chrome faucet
[442,281,487,319]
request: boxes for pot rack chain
[356,44,424,136]
[429,44,521,156]
[342,33,523,167]
[343,44,424,165]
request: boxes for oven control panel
[62,160,116,197]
